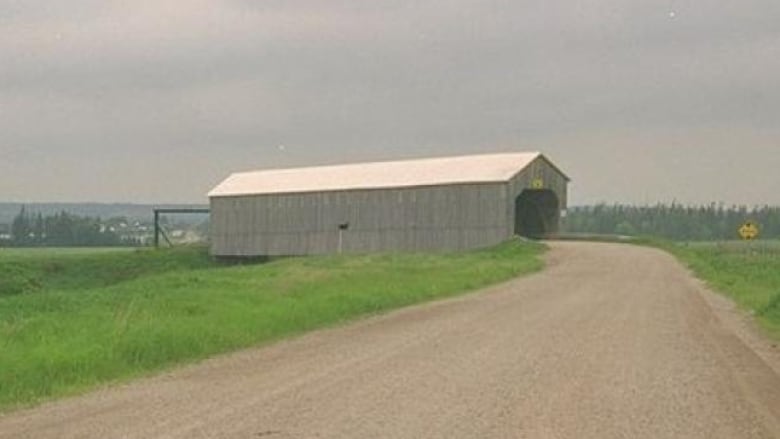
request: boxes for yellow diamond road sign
[739,222,759,240]
[531,178,544,189]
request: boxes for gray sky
[1,0,778,205]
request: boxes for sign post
[337,222,349,254]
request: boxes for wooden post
[154,209,160,248]
[338,222,349,254]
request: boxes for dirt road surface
[2,242,779,438]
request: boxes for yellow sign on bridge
[738,222,759,240]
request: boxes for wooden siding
[210,156,568,256]
[211,183,509,256]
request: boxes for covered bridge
[208,152,569,256]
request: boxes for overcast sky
[1,0,778,205]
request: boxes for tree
[11,206,32,245]
[33,213,45,244]
[9,209,127,247]
[562,203,780,241]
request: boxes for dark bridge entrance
[514,189,560,238]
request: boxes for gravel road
[2,242,779,438]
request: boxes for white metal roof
[208,152,554,197]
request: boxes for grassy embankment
[656,240,780,339]
[0,240,544,411]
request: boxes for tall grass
[0,240,544,411]
[0,246,214,297]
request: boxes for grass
[647,239,780,339]
[0,240,544,412]
[0,247,137,259]
[0,246,214,297]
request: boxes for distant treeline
[0,202,208,226]
[3,207,140,247]
[562,203,780,241]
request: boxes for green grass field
[0,240,544,411]
[664,240,780,339]
[0,246,214,298]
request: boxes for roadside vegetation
[0,246,212,297]
[0,240,544,411]
[665,240,780,339]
